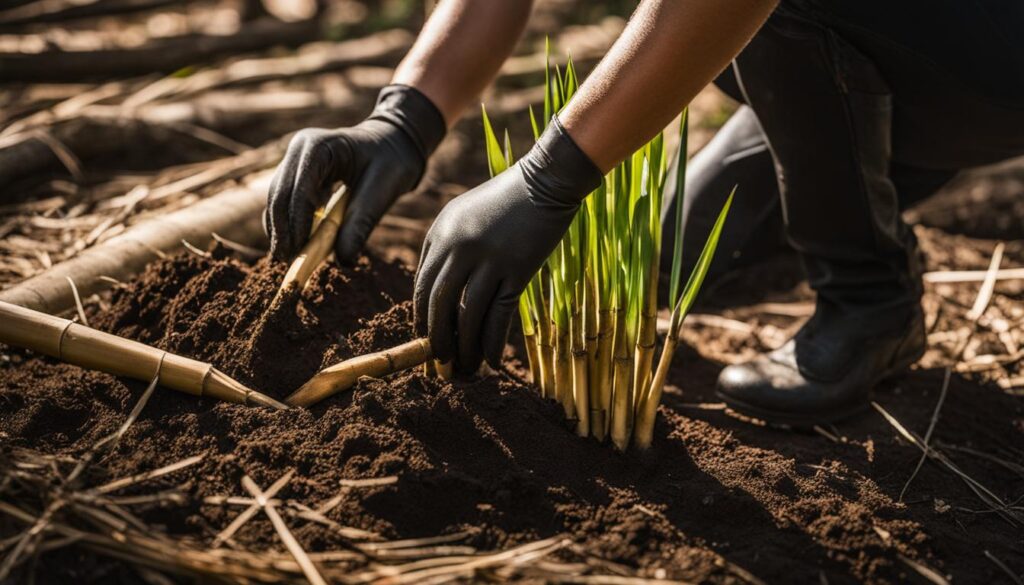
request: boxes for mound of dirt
[2,244,1021,584]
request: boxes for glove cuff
[369,84,448,163]
[521,115,604,209]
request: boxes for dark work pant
[663,2,1024,296]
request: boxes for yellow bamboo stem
[584,279,600,439]
[570,313,589,437]
[536,316,555,399]
[434,359,453,381]
[273,185,349,304]
[523,333,541,385]
[609,309,632,451]
[632,309,657,413]
[285,338,432,407]
[553,327,574,419]
[634,336,677,450]
[0,300,286,409]
[593,308,614,441]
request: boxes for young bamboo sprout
[272,185,350,305]
[285,338,432,407]
[632,155,735,450]
[0,300,287,410]
[479,49,730,450]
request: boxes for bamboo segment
[536,317,555,399]
[523,333,541,384]
[285,338,432,407]
[274,185,349,302]
[0,300,286,409]
[435,359,453,381]
[632,315,656,412]
[571,315,589,437]
[594,309,614,440]
[553,327,574,419]
[609,309,633,451]
[633,336,676,450]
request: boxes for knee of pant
[746,5,892,97]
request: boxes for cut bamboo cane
[286,338,432,407]
[273,185,349,304]
[0,300,286,409]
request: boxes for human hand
[414,117,603,373]
[265,85,446,263]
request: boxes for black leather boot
[714,8,927,425]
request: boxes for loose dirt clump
[2,239,1022,584]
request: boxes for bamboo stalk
[584,275,600,438]
[553,326,574,419]
[0,300,286,409]
[434,359,453,381]
[273,185,349,304]
[609,309,633,451]
[632,265,659,412]
[633,336,676,450]
[523,333,541,385]
[570,306,589,437]
[593,308,614,440]
[286,338,432,407]
[535,289,556,399]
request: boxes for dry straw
[0,300,286,409]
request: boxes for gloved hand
[414,116,603,373]
[265,84,446,262]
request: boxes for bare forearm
[561,0,778,172]
[393,0,534,126]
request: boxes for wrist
[520,115,604,209]
[368,84,448,164]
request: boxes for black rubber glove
[265,84,446,262]
[414,117,603,373]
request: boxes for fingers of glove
[266,154,299,259]
[412,239,438,338]
[455,268,500,374]
[481,280,522,369]
[426,258,471,365]
[336,163,408,264]
[285,147,336,261]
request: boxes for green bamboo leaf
[543,37,552,125]
[672,187,734,332]
[668,109,689,307]
[480,104,507,177]
[503,129,514,167]
[528,106,541,141]
[564,55,579,99]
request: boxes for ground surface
[2,211,1023,583]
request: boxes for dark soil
[2,227,1023,584]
